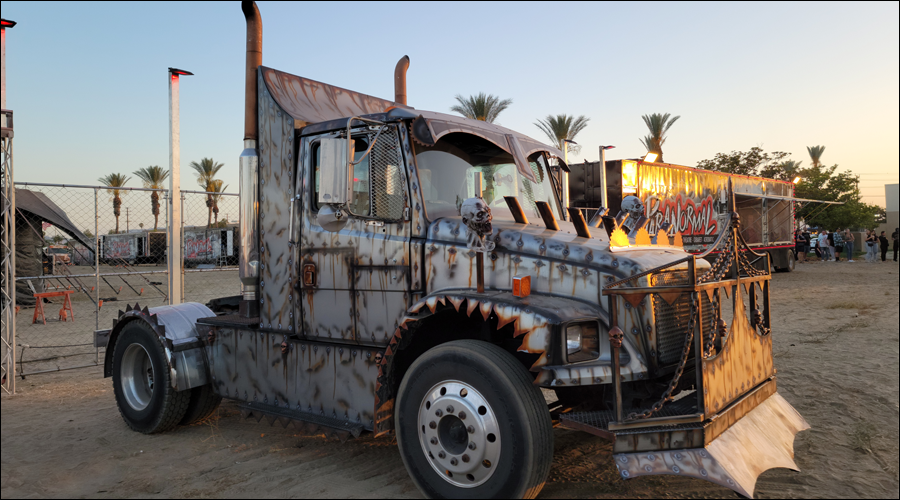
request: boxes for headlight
[566,322,600,363]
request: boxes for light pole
[599,145,615,209]
[1,18,16,110]
[168,67,192,305]
[562,139,577,211]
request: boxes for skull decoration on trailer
[621,196,646,221]
[461,197,496,253]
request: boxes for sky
[3,1,899,209]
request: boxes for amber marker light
[513,275,531,298]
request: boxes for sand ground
[2,260,898,499]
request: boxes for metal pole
[94,188,100,365]
[180,193,185,303]
[599,146,609,209]
[168,71,183,305]
[562,145,569,210]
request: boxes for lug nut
[468,442,476,451]
[462,455,470,463]
[435,410,443,417]
[430,438,438,445]
[459,411,466,420]
[446,406,454,414]
[429,421,437,429]
[438,452,446,459]
[467,426,475,434]
[450,458,458,466]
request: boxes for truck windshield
[414,133,560,222]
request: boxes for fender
[372,290,634,436]
[100,302,215,392]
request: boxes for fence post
[94,187,100,365]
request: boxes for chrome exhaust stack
[239,1,261,317]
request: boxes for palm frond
[640,113,681,162]
[189,158,225,191]
[133,166,170,190]
[450,93,512,123]
[806,146,825,168]
[534,114,591,153]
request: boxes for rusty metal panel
[261,67,396,127]
[258,75,296,332]
[356,289,410,346]
[702,284,775,415]
[205,326,378,431]
[300,289,355,342]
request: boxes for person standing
[893,228,899,262]
[794,229,806,263]
[843,229,855,263]
[818,230,831,262]
[880,231,890,263]
[803,228,812,262]
[833,229,844,262]
[865,230,878,263]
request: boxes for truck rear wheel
[112,321,190,434]
[395,340,553,499]
[180,385,222,426]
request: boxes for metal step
[559,398,703,438]
[239,402,365,442]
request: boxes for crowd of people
[794,227,899,264]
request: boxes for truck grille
[651,271,713,366]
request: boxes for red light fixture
[168,68,194,76]
[0,19,17,28]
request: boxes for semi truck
[569,159,799,272]
[96,3,808,498]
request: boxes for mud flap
[614,393,809,498]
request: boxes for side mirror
[318,138,354,206]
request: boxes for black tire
[112,321,190,434]
[180,385,223,426]
[395,340,553,499]
[776,249,795,273]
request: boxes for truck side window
[312,127,405,221]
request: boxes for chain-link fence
[10,182,239,379]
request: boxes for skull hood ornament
[461,197,495,253]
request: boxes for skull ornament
[461,197,495,253]
[621,196,645,220]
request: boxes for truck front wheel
[112,321,190,434]
[395,340,553,499]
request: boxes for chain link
[627,293,698,421]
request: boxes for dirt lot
[2,261,898,499]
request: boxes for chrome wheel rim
[417,380,500,488]
[121,343,154,411]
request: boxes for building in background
[879,184,899,234]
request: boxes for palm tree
[450,93,513,123]
[209,179,229,227]
[807,146,825,169]
[189,158,225,227]
[98,173,130,234]
[534,114,591,155]
[133,166,170,231]
[639,113,681,163]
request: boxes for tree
[759,159,802,182]
[83,229,94,239]
[189,158,225,228]
[640,113,680,163]
[209,179,229,227]
[793,163,880,230]
[807,145,825,168]
[450,93,512,123]
[696,147,790,177]
[133,165,170,231]
[98,173,130,234]
[534,114,590,156]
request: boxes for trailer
[183,224,238,267]
[569,159,799,272]
[100,231,167,265]
[94,3,808,499]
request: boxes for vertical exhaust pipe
[239,1,261,317]
[394,55,409,106]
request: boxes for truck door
[299,124,414,347]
